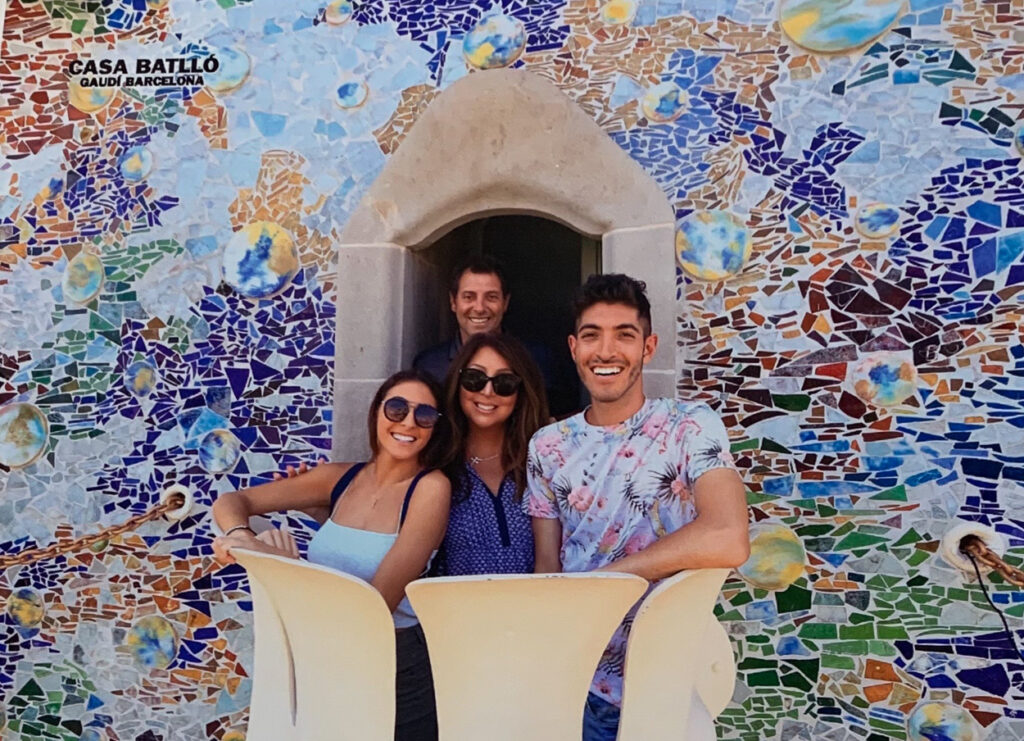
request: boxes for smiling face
[459,345,518,432]
[450,270,509,342]
[569,302,657,412]
[375,380,438,462]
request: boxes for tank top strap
[398,469,432,530]
[329,462,368,513]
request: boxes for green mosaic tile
[907,549,931,566]
[870,485,907,501]
[760,438,791,454]
[894,598,917,612]
[813,592,843,605]
[876,623,908,639]
[775,585,812,612]
[825,640,870,655]
[781,671,813,691]
[892,528,925,547]
[867,641,899,656]
[839,623,874,639]
[832,522,856,537]
[834,532,889,549]
[731,438,760,452]
[782,658,819,682]
[729,591,754,606]
[772,394,810,411]
[738,657,776,670]
[798,623,837,639]
[859,525,894,536]
[747,670,781,687]
[796,524,833,537]
[788,498,818,509]
[821,654,856,670]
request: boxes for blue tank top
[307,463,434,628]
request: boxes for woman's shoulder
[404,470,451,520]
[315,461,357,482]
[416,469,451,494]
[300,462,362,495]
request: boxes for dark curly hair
[572,273,652,336]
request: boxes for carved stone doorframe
[333,69,677,460]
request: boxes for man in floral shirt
[524,273,750,741]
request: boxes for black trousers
[395,624,437,741]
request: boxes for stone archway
[333,69,676,460]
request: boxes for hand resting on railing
[212,526,300,566]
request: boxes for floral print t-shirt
[522,397,736,707]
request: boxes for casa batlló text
[66,56,220,87]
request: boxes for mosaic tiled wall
[1,0,1023,739]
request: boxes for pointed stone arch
[334,69,677,459]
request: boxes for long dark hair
[441,333,549,498]
[367,369,448,470]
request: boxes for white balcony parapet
[407,572,648,741]
[231,550,737,741]
[234,549,397,741]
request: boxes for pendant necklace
[468,452,500,466]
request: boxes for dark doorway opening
[420,215,599,417]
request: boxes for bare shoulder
[402,470,451,528]
[288,461,352,496]
[416,469,452,498]
[318,461,353,478]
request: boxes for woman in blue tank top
[211,370,451,741]
[432,333,549,577]
[270,336,550,577]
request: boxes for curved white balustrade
[695,619,737,720]
[407,573,648,741]
[232,551,736,741]
[618,568,733,741]
[233,549,396,741]
[239,567,296,741]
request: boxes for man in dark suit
[414,255,559,406]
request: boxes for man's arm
[596,468,750,581]
[532,517,562,573]
[522,434,564,573]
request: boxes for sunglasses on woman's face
[382,397,441,428]
[459,367,522,397]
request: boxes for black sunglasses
[382,396,441,428]
[459,367,522,397]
